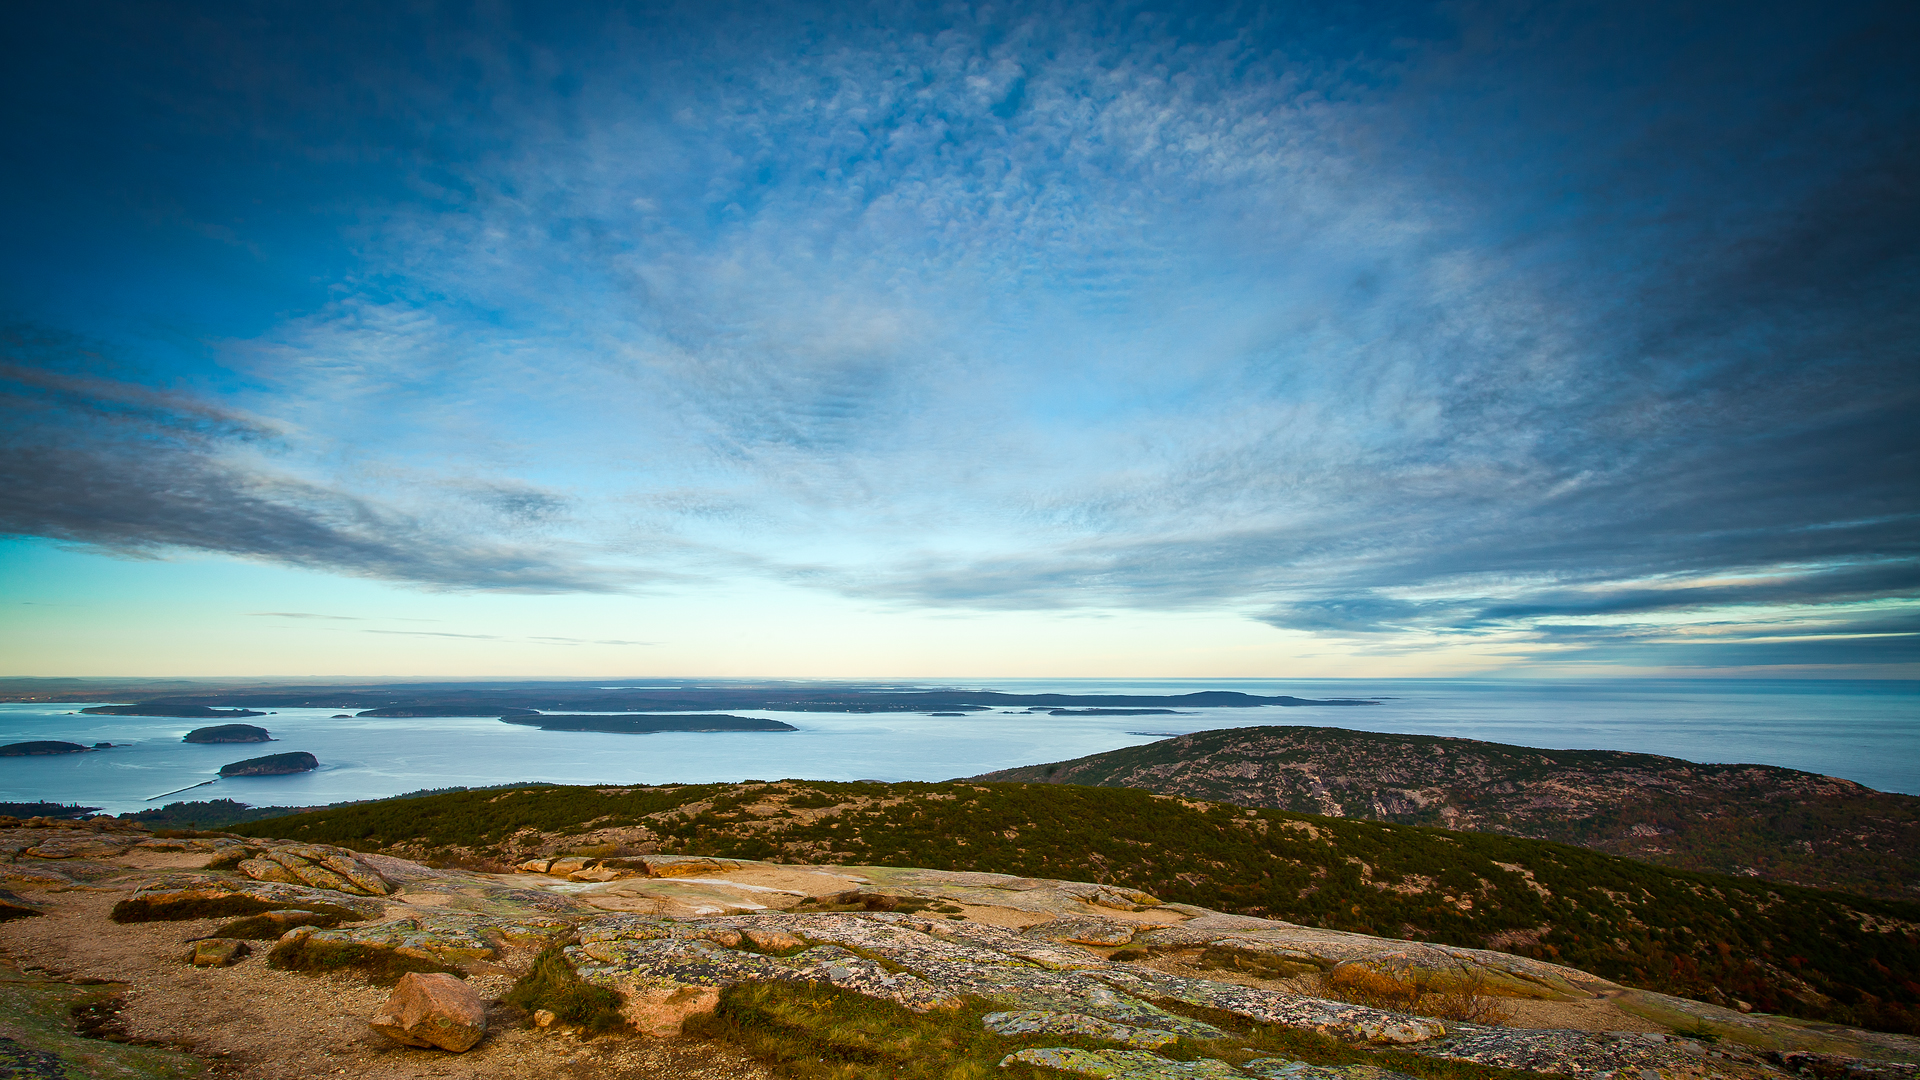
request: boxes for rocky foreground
[2,816,1917,1080]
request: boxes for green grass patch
[503,945,630,1035]
[0,962,205,1079]
[684,982,1053,1080]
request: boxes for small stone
[187,939,251,967]
[744,928,806,952]
[370,972,487,1052]
[533,1008,556,1028]
[568,867,630,882]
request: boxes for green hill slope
[229,779,1920,1035]
[974,726,1920,901]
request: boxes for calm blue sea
[1,679,1913,814]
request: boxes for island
[81,704,266,718]
[0,741,91,756]
[500,713,797,734]
[356,706,541,718]
[219,751,319,777]
[1045,708,1184,716]
[182,724,272,744]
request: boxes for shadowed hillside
[973,727,1920,901]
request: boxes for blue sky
[1,0,1915,677]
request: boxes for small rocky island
[218,751,319,777]
[501,713,797,733]
[183,724,273,744]
[0,741,91,756]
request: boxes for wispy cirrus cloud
[2,0,1914,671]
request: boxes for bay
[0,678,1913,815]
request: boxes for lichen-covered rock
[1090,967,1447,1044]
[1241,1059,1417,1080]
[1417,1025,1733,1077]
[743,928,805,952]
[237,857,303,885]
[282,845,393,896]
[998,1047,1246,1079]
[370,972,486,1052]
[1025,917,1138,947]
[25,834,143,860]
[117,874,388,921]
[624,983,722,1036]
[983,1010,1179,1050]
[266,851,360,893]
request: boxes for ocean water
[0,679,1913,815]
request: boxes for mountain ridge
[970,726,1920,901]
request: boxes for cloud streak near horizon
[1,0,1914,672]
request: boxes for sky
[0,0,1915,679]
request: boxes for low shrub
[266,938,461,984]
[109,895,360,924]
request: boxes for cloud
[3,1,1915,671]
[0,332,628,593]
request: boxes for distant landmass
[973,725,1920,900]
[219,751,319,777]
[502,713,798,734]
[182,724,272,743]
[80,704,265,718]
[15,679,1377,715]
[355,706,541,718]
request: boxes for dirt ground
[0,888,773,1080]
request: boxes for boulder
[743,928,806,952]
[546,857,596,876]
[370,972,487,1052]
[283,845,393,896]
[622,983,721,1037]
[516,857,555,873]
[186,939,251,967]
[114,874,388,922]
[24,834,142,860]
[265,851,357,892]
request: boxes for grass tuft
[503,945,630,1036]
[684,982,1057,1080]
